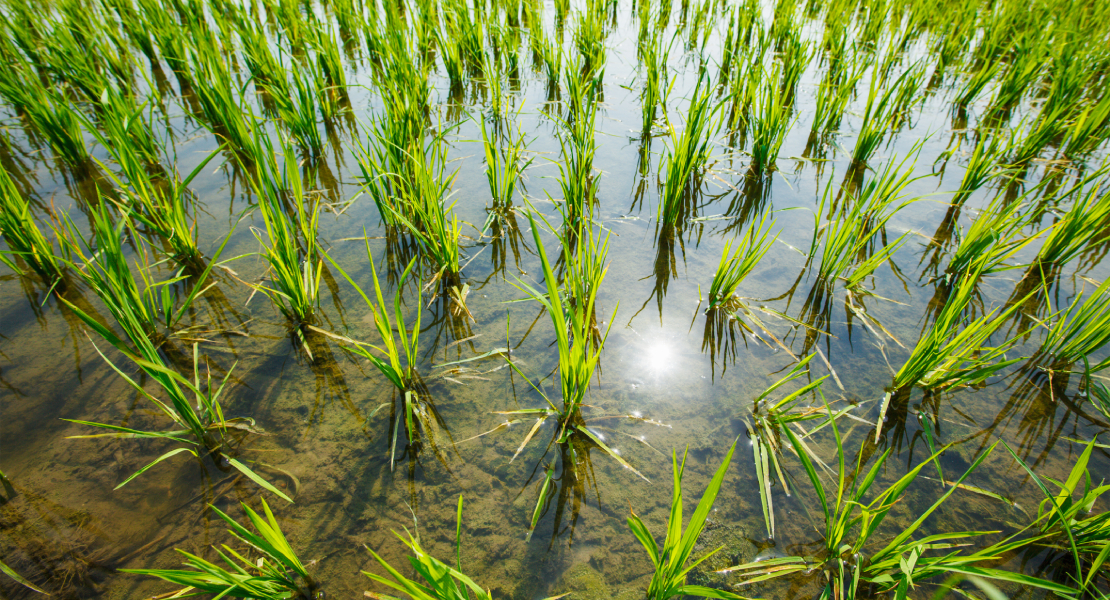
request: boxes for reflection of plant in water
[423,273,479,361]
[630,222,686,326]
[514,436,602,546]
[482,203,533,280]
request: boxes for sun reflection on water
[642,342,674,372]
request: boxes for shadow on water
[515,428,602,549]
[0,480,121,599]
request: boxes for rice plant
[659,74,722,224]
[125,499,316,598]
[0,68,89,167]
[810,65,861,139]
[311,23,350,108]
[497,211,642,537]
[851,68,917,165]
[639,29,668,134]
[743,355,830,539]
[952,132,1012,205]
[237,17,292,101]
[707,210,776,309]
[243,128,324,337]
[353,110,423,229]
[811,154,919,293]
[439,25,467,91]
[747,67,794,174]
[0,166,64,286]
[1084,358,1110,423]
[480,109,534,209]
[573,8,606,75]
[944,199,1037,283]
[725,404,1073,599]
[385,127,462,278]
[266,67,325,157]
[1004,437,1110,594]
[1034,277,1110,372]
[80,113,221,269]
[321,244,447,470]
[190,50,255,155]
[1,552,47,595]
[890,264,1025,393]
[1034,171,1110,269]
[1063,92,1110,159]
[983,48,1045,120]
[627,440,744,600]
[57,202,221,347]
[552,56,601,228]
[1007,105,1070,167]
[93,85,160,165]
[365,496,568,600]
[778,34,813,106]
[56,206,283,499]
[443,0,484,75]
[953,61,1002,109]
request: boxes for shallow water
[2,0,1109,598]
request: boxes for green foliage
[627,440,743,600]
[1037,277,1110,372]
[553,55,601,228]
[952,133,1013,205]
[851,68,918,165]
[0,66,89,166]
[726,401,1073,600]
[812,154,919,293]
[892,264,1025,392]
[81,108,221,268]
[55,204,284,498]
[124,498,314,598]
[748,67,794,173]
[323,244,443,470]
[365,496,569,600]
[1035,170,1110,269]
[944,193,1040,280]
[481,110,533,209]
[745,355,829,539]
[243,129,323,331]
[1004,436,1110,594]
[660,74,721,224]
[0,166,64,285]
[707,210,776,309]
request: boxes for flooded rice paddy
[1,0,1109,598]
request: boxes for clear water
[1,0,1109,599]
